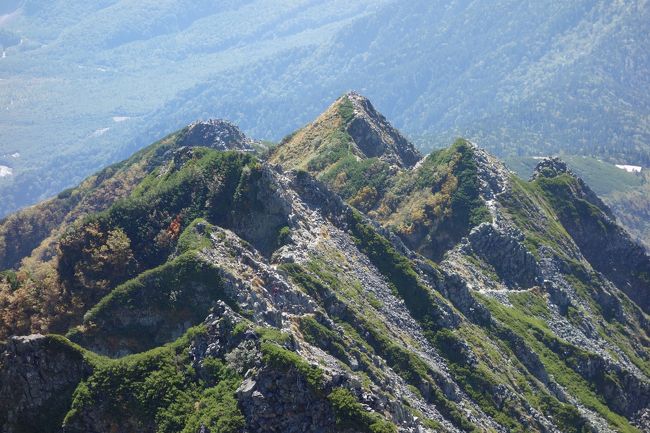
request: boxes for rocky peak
[177,119,254,152]
[531,156,571,179]
[268,92,421,172]
[467,141,511,200]
[341,91,422,168]
[532,156,614,219]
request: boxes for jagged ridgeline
[0,93,648,433]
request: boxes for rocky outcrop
[531,157,570,180]
[237,367,339,433]
[345,91,421,168]
[198,306,340,433]
[228,165,293,257]
[464,223,541,289]
[178,119,255,152]
[0,335,91,433]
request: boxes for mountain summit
[270,91,421,172]
[342,91,421,168]
[0,96,649,433]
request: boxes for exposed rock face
[464,222,541,289]
[178,119,255,151]
[0,335,92,433]
[344,91,422,168]
[228,165,293,257]
[237,368,338,433]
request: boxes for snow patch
[615,164,642,173]
[112,116,130,122]
[10,152,20,158]
[0,165,13,177]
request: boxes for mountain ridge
[3,1,649,219]
[0,94,648,433]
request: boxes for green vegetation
[501,175,575,259]
[428,325,535,432]
[378,139,491,260]
[261,341,324,389]
[64,327,244,433]
[272,99,490,261]
[255,326,292,345]
[276,226,292,248]
[506,155,650,250]
[534,171,650,310]
[337,96,356,123]
[298,315,348,361]
[0,147,261,340]
[305,136,352,172]
[321,157,392,211]
[345,209,445,328]
[97,149,255,267]
[259,333,400,432]
[535,174,604,227]
[70,252,233,355]
[328,388,397,433]
[479,293,639,433]
[427,141,492,228]
[342,210,562,432]
[175,218,213,254]
[281,261,476,432]
[24,150,255,336]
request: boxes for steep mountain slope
[2,0,649,218]
[1,95,649,433]
[506,156,650,252]
[270,93,492,260]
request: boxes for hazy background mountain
[1,0,649,218]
